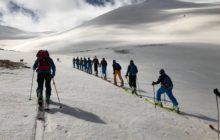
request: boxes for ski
[209,125,220,133]
[122,87,142,98]
[145,98,181,114]
[37,105,45,121]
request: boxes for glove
[214,88,220,97]
[152,81,155,86]
[51,73,55,78]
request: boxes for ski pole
[153,85,156,109]
[125,76,129,84]
[29,70,35,100]
[217,94,219,140]
[53,79,62,108]
[213,88,220,140]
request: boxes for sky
[0,0,219,32]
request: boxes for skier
[76,57,79,69]
[33,50,56,108]
[125,60,138,94]
[93,56,99,76]
[101,58,108,80]
[112,60,124,86]
[72,57,76,68]
[80,57,83,70]
[87,57,93,74]
[152,69,179,110]
[84,57,88,72]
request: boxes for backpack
[115,63,121,71]
[164,76,173,89]
[129,64,138,75]
[36,50,50,71]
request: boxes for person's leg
[37,74,44,98]
[103,66,107,79]
[45,74,52,104]
[128,75,132,88]
[132,75,137,92]
[37,73,45,106]
[165,89,178,106]
[101,66,104,77]
[114,71,117,85]
[118,71,124,86]
[94,65,98,76]
[156,86,166,103]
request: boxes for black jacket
[154,74,173,89]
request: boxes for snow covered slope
[0,50,217,140]
[9,0,220,52]
[0,0,220,139]
[0,25,37,39]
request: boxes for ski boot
[120,82,124,87]
[173,105,180,113]
[155,101,163,107]
[45,97,50,111]
[36,89,43,107]
[38,97,43,107]
[132,88,137,95]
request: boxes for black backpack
[115,63,121,71]
[164,76,173,89]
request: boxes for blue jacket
[126,64,138,76]
[33,57,56,76]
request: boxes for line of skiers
[32,50,179,110]
[72,56,107,78]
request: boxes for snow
[0,50,217,140]
[0,0,220,139]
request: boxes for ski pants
[37,73,52,99]
[114,70,124,85]
[94,65,98,75]
[128,75,136,89]
[102,66,107,79]
[156,86,178,106]
[84,63,87,72]
[87,64,92,74]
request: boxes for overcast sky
[0,0,219,32]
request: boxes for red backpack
[36,50,50,71]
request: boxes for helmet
[159,69,165,75]
[130,60,134,64]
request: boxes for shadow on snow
[48,100,106,124]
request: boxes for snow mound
[0,59,30,69]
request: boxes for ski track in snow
[0,50,217,140]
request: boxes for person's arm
[50,58,56,77]
[153,76,161,85]
[136,65,138,74]
[126,65,130,77]
[32,59,38,70]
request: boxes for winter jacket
[154,74,173,89]
[126,64,138,76]
[33,57,56,76]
